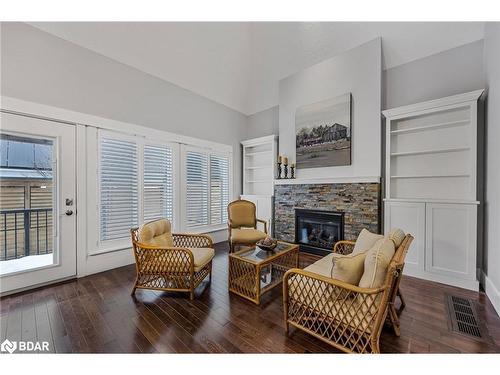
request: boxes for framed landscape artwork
[295,93,352,169]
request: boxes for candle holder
[277,162,282,179]
[284,164,289,179]
[290,165,295,179]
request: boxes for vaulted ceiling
[29,22,485,115]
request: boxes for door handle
[65,210,74,216]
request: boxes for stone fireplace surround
[274,182,381,249]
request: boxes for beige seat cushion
[304,253,335,276]
[387,228,405,248]
[140,247,214,273]
[304,252,366,285]
[139,219,173,247]
[231,228,267,244]
[352,228,383,255]
[189,247,215,272]
[359,238,396,288]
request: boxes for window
[184,148,231,229]
[95,129,232,252]
[185,150,209,227]
[99,137,138,241]
[143,144,174,223]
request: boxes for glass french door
[0,111,76,293]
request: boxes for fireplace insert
[295,209,344,256]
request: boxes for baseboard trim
[482,270,500,316]
[0,275,76,297]
[404,268,479,291]
[85,248,135,276]
[209,229,228,244]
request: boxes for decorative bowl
[256,238,278,251]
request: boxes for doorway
[0,112,77,293]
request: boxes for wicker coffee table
[228,241,299,305]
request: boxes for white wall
[247,40,485,141]
[484,22,500,315]
[0,22,247,198]
[278,38,382,181]
[384,40,485,109]
[246,22,484,115]
[246,105,279,139]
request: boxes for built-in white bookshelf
[241,135,278,236]
[386,95,478,201]
[242,135,278,196]
[382,90,484,291]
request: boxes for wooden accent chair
[283,231,413,353]
[130,219,214,300]
[227,199,268,253]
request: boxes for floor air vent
[446,294,482,338]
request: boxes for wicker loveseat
[130,219,214,300]
[283,230,413,353]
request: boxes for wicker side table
[228,242,299,305]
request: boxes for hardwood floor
[1,242,500,353]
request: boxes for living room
[1,0,500,371]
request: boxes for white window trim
[95,130,141,252]
[92,131,233,255]
[180,144,233,233]
[209,149,233,228]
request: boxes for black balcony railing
[0,208,53,261]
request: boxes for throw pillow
[388,228,405,248]
[330,252,367,285]
[352,228,384,255]
[359,238,396,288]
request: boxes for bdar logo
[1,339,17,354]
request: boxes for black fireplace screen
[295,209,344,251]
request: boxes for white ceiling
[29,22,485,115]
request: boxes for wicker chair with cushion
[283,228,413,353]
[227,199,268,253]
[130,219,214,300]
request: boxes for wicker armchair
[130,219,214,300]
[283,234,413,353]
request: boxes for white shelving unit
[241,135,278,235]
[382,89,483,291]
[242,135,277,196]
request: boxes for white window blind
[185,151,209,227]
[143,144,174,223]
[100,137,138,241]
[210,154,230,225]
[184,148,231,229]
